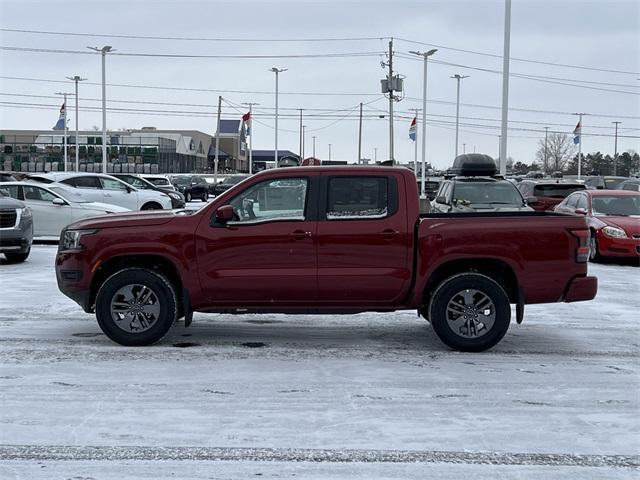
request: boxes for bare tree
[535,132,575,173]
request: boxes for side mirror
[213,205,235,225]
[526,196,539,205]
[52,197,66,206]
[574,208,587,215]
[435,195,447,204]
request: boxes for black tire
[589,232,601,262]
[201,191,208,202]
[141,202,162,211]
[429,273,511,352]
[4,249,30,263]
[95,268,178,346]
[185,191,192,202]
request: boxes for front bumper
[564,276,598,303]
[55,250,93,312]
[597,232,640,258]
[0,223,33,253]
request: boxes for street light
[270,67,287,167]
[451,74,469,158]
[409,48,437,198]
[87,46,114,173]
[66,75,87,172]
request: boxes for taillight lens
[570,229,590,263]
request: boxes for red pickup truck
[56,166,597,352]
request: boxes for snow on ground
[0,245,638,479]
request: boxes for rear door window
[100,177,129,191]
[68,176,101,189]
[326,176,394,219]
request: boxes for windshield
[591,195,640,216]
[48,186,91,203]
[145,177,171,186]
[172,176,191,185]
[221,175,248,185]
[534,184,585,198]
[453,182,524,205]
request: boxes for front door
[316,174,411,306]
[21,185,71,236]
[196,175,318,306]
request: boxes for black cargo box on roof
[449,154,497,176]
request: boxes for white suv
[26,172,172,210]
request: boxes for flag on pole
[53,103,66,130]
[409,116,417,141]
[573,121,581,145]
[242,111,251,136]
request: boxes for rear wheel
[4,249,30,263]
[201,191,208,202]
[95,268,177,346]
[429,273,511,352]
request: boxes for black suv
[112,174,185,208]
[431,154,532,213]
[170,175,209,202]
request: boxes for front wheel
[141,202,162,210]
[95,268,178,346]
[185,191,192,202]
[4,249,30,263]
[589,233,601,262]
[429,273,511,352]
[201,191,208,202]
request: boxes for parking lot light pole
[451,74,469,158]
[270,67,287,168]
[409,49,437,198]
[66,75,87,172]
[87,46,114,173]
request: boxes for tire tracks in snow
[0,445,637,468]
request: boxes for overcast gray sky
[0,0,638,169]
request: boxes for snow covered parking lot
[0,245,638,479]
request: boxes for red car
[554,190,640,260]
[516,179,586,212]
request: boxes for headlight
[602,226,627,238]
[60,229,97,251]
[168,192,181,200]
[19,207,32,219]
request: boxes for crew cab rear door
[195,174,319,305]
[316,172,411,305]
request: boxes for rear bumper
[564,275,598,303]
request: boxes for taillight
[570,229,590,263]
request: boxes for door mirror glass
[574,208,587,215]
[52,197,66,205]
[435,195,447,204]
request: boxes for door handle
[380,229,399,240]
[290,230,312,240]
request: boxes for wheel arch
[90,254,184,315]
[141,201,163,210]
[421,258,519,311]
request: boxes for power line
[0,28,387,43]
[2,75,639,120]
[395,37,640,76]
[0,45,385,59]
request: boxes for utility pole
[357,102,363,164]
[55,92,72,171]
[409,49,437,198]
[451,74,469,158]
[270,67,287,167]
[312,136,316,159]
[388,39,394,163]
[87,46,113,173]
[242,102,259,175]
[66,75,86,172]
[298,109,303,163]
[463,143,466,154]
[302,125,306,160]
[544,126,549,174]
[328,143,332,162]
[214,95,222,181]
[374,147,377,163]
[499,0,512,176]
[612,121,621,175]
